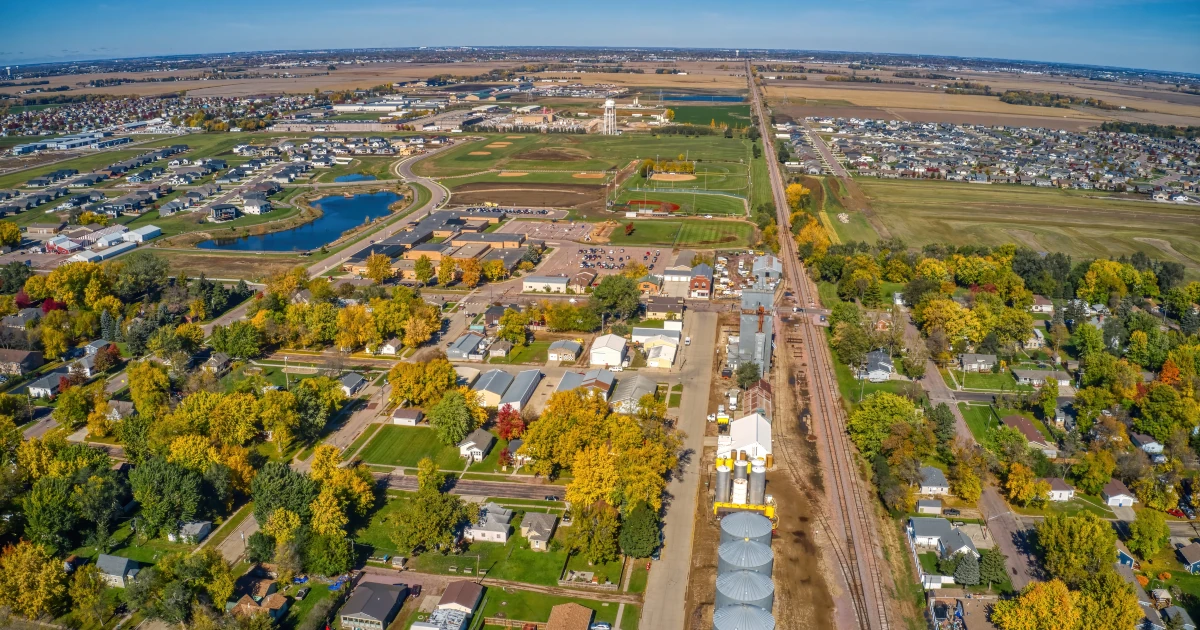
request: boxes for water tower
[603,98,616,135]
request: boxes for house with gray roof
[611,374,658,415]
[555,369,615,400]
[499,369,542,413]
[472,369,515,407]
[1163,606,1195,630]
[168,520,212,544]
[339,372,367,397]
[906,517,979,558]
[547,339,582,362]
[446,333,485,361]
[458,428,496,461]
[97,554,139,588]
[340,583,407,630]
[465,501,513,543]
[918,467,949,495]
[862,350,894,382]
[957,353,997,373]
[521,512,558,551]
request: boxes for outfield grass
[615,189,746,216]
[856,178,1200,276]
[606,220,753,248]
[358,425,465,470]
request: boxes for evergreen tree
[618,502,660,558]
[979,548,1007,590]
[100,310,114,341]
[954,552,980,586]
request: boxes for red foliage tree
[14,289,31,309]
[496,405,526,440]
[498,449,513,468]
[1160,359,1181,387]
[624,222,635,236]
[41,297,65,313]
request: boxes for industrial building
[711,511,777,630]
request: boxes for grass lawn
[55,587,125,630]
[831,352,909,411]
[278,585,332,630]
[564,554,624,586]
[629,560,650,594]
[606,220,754,248]
[668,104,753,127]
[70,516,194,565]
[668,392,681,407]
[960,403,1001,450]
[918,552,939,575]
[477,587,619,625]
[350,493,411,555]
[621,605,641,630]
[344,422,383,460]
[358,425,465,470]
[614,189,746,216]
[489,341,550,365]
[943,367,1030,392]
[1138,546,1200,621]
[315,157,399,183]
[467,434,510,473]
[1011,493,1115,519]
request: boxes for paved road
[215,504,258,563]
[801,123,850,178]
[639,311,717,630]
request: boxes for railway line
[747,62,892,630]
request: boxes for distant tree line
[1099,121,1200,140]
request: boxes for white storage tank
[717,539,774,576]
[715,570,775,611]
[730,478,748,505]
[712,604,776,630]
[720,512,773,546]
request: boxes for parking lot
[536,243,668,281]
[498,219,592,243]
[0,247,71,270]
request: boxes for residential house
[689,263,714,299]
[716,411,773,459]
[918,467,949,495]
[0,349,42,375]
[610,374,658,415]
[547,339,582,362]
[1011,368,1071,387]
[1117,539,1138,569]
[472,369,515,407]
[521,512,558,551]
[71,355,97,379]
[168,521,212,544]
[27,373,61,399]
[204,352,232,376]
[861,350,894,383]
[339,583,407,630]
[1102,478,1137,507]
[340,372,368,397]
[1000,415,1058,458]
[3,307,42,329]
[391,408,423,426]
[1115,564,1164,630]
[589,334,626,367]
[1180,542,1200,574]
[447,333,485,361]
[379,338,403,355]
[464,502,513,543]
[555,369,616,400]
[458,428,496,461]
[96,554,139,588]
[1040,478,1075,502]
[488,340,513,358]
[436,581,484,615]
[1131,432,1164,455]
[522,275,569,293]
[957,353,997,373]
[1162,606,1196,630]
[636,274,662,296]
[1031,295,1054,314]
[906,517,979,558]
[570,271,596,293]
[498,369,541,413]
[644,296,685,320]
[546,603,594,630]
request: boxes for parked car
[295,588,310,600]
[1168,508,1186,518]
[409,584,422,599]
[943,508,961,517]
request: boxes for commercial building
[340,583,407,630]
[522,275,569,293]
[499,369,542,413]
[589,334,627,367]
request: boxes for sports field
[855,178,1200,275]
[413,133,757,178]
[606,219,754,247]
[669,104,753,127]
[615,190,745,216]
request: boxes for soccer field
[606,219,754,247]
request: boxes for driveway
[1112,506,1137,522]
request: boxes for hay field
[855,178,1200,275]
[765,85,1105,120]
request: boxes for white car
[704,214,713,219]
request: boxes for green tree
[953,552,980,586]
[1071,323,1105,357]
[929,402,956,445]
[979,548,1007,590]
[1035,513,1117,588]
[428,389,476,446]
[497,308,529,347]
[129,457,202,540]
[24,475,78,550]
[250,462,319,526]
[735,362,761,388]
[69,564,110,627]
[847,392,918,459]
[1039,377,1060,420]
[1077,569,1145,630]
[210,320,262,359]
[565,503,621,564]
[618,502,660,558]
[414,255,434,285]
[1126,508,1169,560]
[1071,450,1116,495]
[51,386,91,430]
[390,457,473,553]
[437,256,456,286]
[589,275,640,320]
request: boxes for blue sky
[3,0,1198,74]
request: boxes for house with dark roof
[861,350,894,383]
[1102,478,1137,507]
[458,428,496,461]
[1162,606,1195,630]
[906,517,979,559]
[1179,542,1200,574]
[340,372,368,397]
[436,580,484,614]
[689,263,714,299]
[340,583,407,630]
[957,353,997,373]
[1000,415,1058,458]
[918,467,949,495]
[0,349,42,375]
[96,554,139,588]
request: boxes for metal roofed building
[610,374,658,415]
[499,369,542,412]
[737,311,773,378]
[472,369,515,407]
[340,582,407,630]
[446,333,485,361]
[555,369,615,400]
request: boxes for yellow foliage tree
[991,579,1079,630]
[784,183,811,211]
[365,252,394,285]
[0,540,67,620]
[335,303,379,351]
[264,508,301,546]
[309,487,349,537]
[566,445,620,507]
[458,258,482,288]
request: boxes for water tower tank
[720,511,773,545]
[715,570,775,611]
[712,604,776,630]
[717,539,774,575]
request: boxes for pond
[196,191,401,252]
[333,173,377,183]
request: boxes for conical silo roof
[717,539,774,575]
[713,604,776,630]
[720,511,773,545]
[715,570,775,610]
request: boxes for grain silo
[749,464,766,505]
[730,478,748,505]
[717,539,774,575]
[720,511,773,545]
[715,570,775,610]
[715,465,731,503]
[734,459,749,481]
[712,604,776,630]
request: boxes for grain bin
[716,465,732,503]
[712,604,776,630]
[730,478,748,505]
[715,570,775,611]
[717,539,774,575]
[749,465,766,505]
[720,511,773,545]
[734,459,749,481]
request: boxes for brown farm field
[853,178,1200,276]
[141,250,308,280]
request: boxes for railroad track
[748,61,891,630]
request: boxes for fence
[482,618,543,629]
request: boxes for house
[957,353,997,373]
[570,271,596,293]
[210,204,238,222]
[464,501,513,543]
[1179,542,1200,574]
[106,400,135,421]
[610,374,658,415]
[1102,478,1137,507]
[555,369,616,400]
[636,274,662,296]
[71,355,98,379]
[1011,368,1071,387]
[632,327,682,347]
[918,467,949,495]
[437,581,484,615]
[1115,563,1163,630]
[644,296,685,320]
[1130,432,1164,455]
[83,339,110,356]
[168,520,213,544]
[340,583,407,630]
[547,339,582,362]
[340,372,368,397]
[521,512,558,552]
[689,263,714,299]
[1040,478,1075,502]
[906,517,979,558]
[0,349,42,375]
[1031,295,1054,314]
[716,411,772,459]
[243,197,272,215]
[458,428,496,461]
[589,334,626,367]
[917,499,942,515]
[522,275,569,293]
[3,307,42,329]
[96,554,139,588]
[861,350,894,382]
[232,588,290,621]
[546,603,594,630]
[1024,328,1046,350]
[488,340,513,358]
[204,352,232,376]
[447,333,485,361]
[1000,415,1058,458]
[1162,606,1196,630]
[27,373,61,399]
[379,338,403,355]
[499,369,542,413]
[473,369,515,407]
[391,408,423,426]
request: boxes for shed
[391,408,423,426]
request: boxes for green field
[668,104,753,127]
[606,219,753,247]
[615,190,746,216]
[477,588,619,625]
[358,425,466,470]
[414,133,757,178]
[855,178,1200,275]
[314,157,400,183]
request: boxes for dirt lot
[449,182,605,211]
[142,250,307,280]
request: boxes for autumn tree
[1036,513,1117,587]
[0,541,66,619]
[458,258,482,288]
[1005,463,1050,508]
[128,360,171,419]
[1071,449,1116,495]
[364,252,394,284]
[437,256,456,286]
[991,579,1079,630]
[388,357,457,407]
[495,405,525,440]
[414,255,434,285]
[497,308,529,347]
[1127,508,1170,560]
[69,564,109,627]
[1077,569,1144,630]
[335,303,379,351]
[564,502,621,564]
[428,389,477,446]
[847,392,919,459]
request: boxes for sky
[3,0,1198,74]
